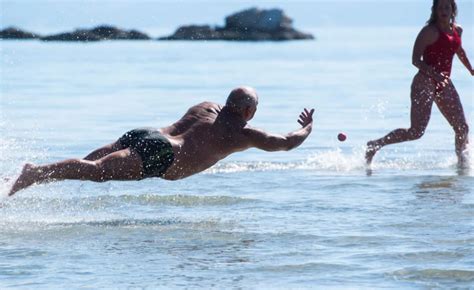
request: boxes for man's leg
[84,140,123,161]
[8,148,143,196]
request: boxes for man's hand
[297,108,315,127]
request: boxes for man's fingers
[303,108,315,118]
[298,108,315,126]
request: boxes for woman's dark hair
[427,0,457,25]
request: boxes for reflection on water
[413,176,469,203]
[456,166,471,177]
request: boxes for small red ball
[337,133,347,142]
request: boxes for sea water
[0,27,473,288]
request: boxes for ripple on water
[391,268,474,284]
[1,194,258,209]
[381,250,468,263]
[258,262,360,273]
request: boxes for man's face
[246,106,257,121]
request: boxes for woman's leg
[366,74,436,165]
[8,148,144,196]
[435,82,470,166]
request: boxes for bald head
[225,86,259,111]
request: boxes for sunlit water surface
[1,26,473,288]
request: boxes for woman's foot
[457,150,470,170]
[8,164,38,196]
[365,141,380,166]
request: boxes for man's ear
[244,106,252,118]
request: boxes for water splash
[206,146,468,174]
[0,178,14,199]
[1,194,255,210]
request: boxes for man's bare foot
[8,164,38,196]
[365,141,380,166]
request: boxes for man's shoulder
[194,101,221,108]
[186,101,221,114]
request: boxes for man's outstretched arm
[245,108,314,152]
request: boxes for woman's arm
[412,26,449,84]
[455,26,474,76]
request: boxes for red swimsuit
[423,25,461,92]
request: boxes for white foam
[304,147,366,172]
[0,178,14,200]
[206,146,471,175]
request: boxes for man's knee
[91,159,142,182]
[89,161,109,182]
[407,128,425,140]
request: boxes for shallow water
[1,26,473,288]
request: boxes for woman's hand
[432,72,450,87]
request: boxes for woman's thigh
[409,73,436,130]
[435,82,468,131]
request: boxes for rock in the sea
[159,7,313,41]
[87,26,150,40]
[41,30,102,42]
[165,25,220,40]
[41,25,151,41]
[225,8,292,32]
[0,27,40,39]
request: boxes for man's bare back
[161,102,247,179]
[8,87,314,196]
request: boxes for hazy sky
[1,0,473,34]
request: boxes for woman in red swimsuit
[366,0,474,168]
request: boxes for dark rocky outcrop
[1,9,313,42]
[0,27,41,39]
[40,25,150,41]
[41,30,102,42]
[159,8,314,41]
